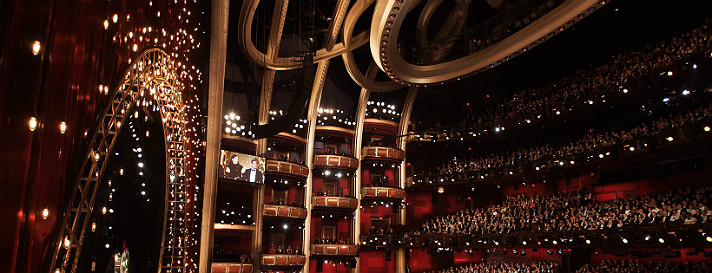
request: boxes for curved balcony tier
[315,125,355,138]
[314,154,359,170]
[362,146,405,162]
[312,196,358,210]
[263,204,308,220]
[265,159,309,179]
[361,186,406,200]
[273,132,307,146]
[310,244,359,257]
[261,254,307,268]
[364,118,399,135]
[211,263,253,273]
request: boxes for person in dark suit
[242,159,264,183]
[224,154,244,180]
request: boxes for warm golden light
[29,117,38,131]
[41,207,49,219]
[437,187,444,193]
[32,41,41,55]
[59,121,67,134]
[103,20,109,30]
[705,126,710,132]
[63,237,70,248]
[112,14,118,23]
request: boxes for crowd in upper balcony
[418,187,712,235]
[423,261,559,273]
[575,260,712,273]
[429,101,712,180]
[452,19,712,138]
[314,235,352,245]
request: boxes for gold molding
[260,254,307,267]
[311,196,359,210]
[263,204,308,220]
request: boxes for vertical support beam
[198,1,229,272]
[302,2,350,272]
[253,1,289,271]
[394,87,417,273]
[351,63,380,273]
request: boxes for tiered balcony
[310,244,359,257]
[263,204,308,220]
[265,159,309,179]
[361,186,406,201]
[261,254,307,268]
[211,262,253,273]
[311,196,358,211]
[313,154,359,170]
[362,146,405,162]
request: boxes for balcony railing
[314,154,359,170]
[261,254,307,267]
[263,204,308,220]
[361,186,406,200]
[211,262,253,273]
[265,159,309,179]
[362,146,405,162]
[312,196,358,210]
[310,244,359,256]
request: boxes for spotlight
[622,238,628,244]
[682,90,690,95]
[704,126,710,132]
[706,236,712,243]
[585,239,591,245]
[644,235,651,241]
[659,238,665,244]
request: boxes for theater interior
[3,0,712,273]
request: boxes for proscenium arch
[47,48,188,273]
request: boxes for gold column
[199,0,229,272]
[302,2,351,272]
[253,1,289,271]
[395,87,418,273]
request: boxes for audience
[438,19,712,139]
[424,261,559,273]
[576,260,711,273]
[419,187,712,235]
[427,102,712,180]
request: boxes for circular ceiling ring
[370,0,605,86]
[238,0,371,70]
[341,0,404,92]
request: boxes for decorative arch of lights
[239,0,606,88]
[49,48,188,273]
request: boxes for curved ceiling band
[238,0,370,70]
[341,0,404,92]
[370,0,605,86]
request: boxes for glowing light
[103,20,109,29]
[29,117,37,131]
[64,237,71,248]
[42,207,49,219]
[32,41,41,55]
[437,187,444,193]
[666,137,674,142]
[704,126,710,132]
[59,121,67,134]
[682,90,690,95]
[112,14,118,23]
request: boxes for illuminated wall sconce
[29,117,38,131]
[32,41,41,55]
[437,187,444,194]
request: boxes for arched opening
[76,107,166,273]
[49,48,188,273]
